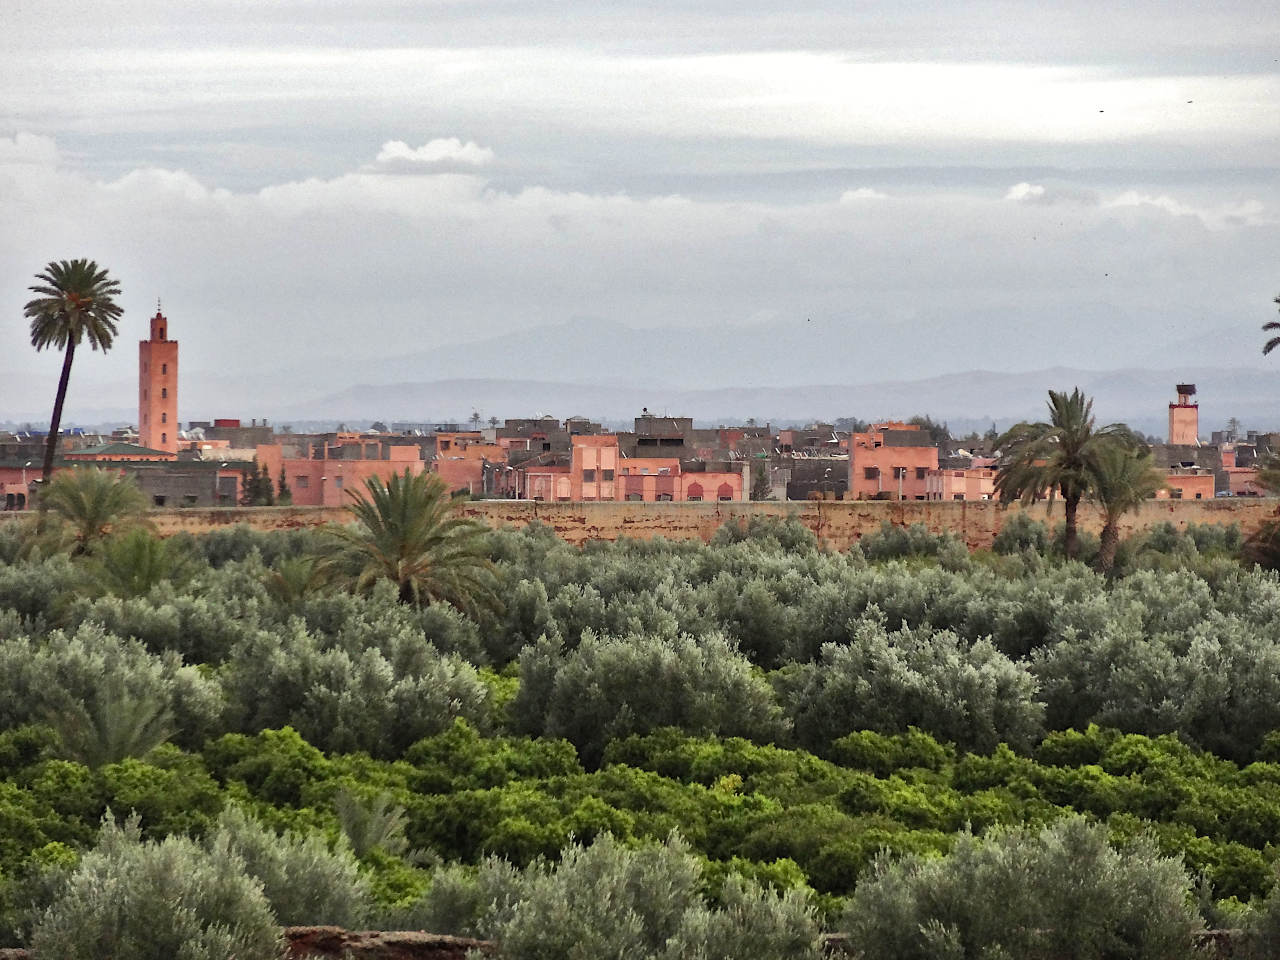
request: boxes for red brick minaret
[138,304,178,453]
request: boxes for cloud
[0,132,59,167]
[0,133,1276,412]
[840,188,889,201]
[1005,182,1045,201]
[1104,190,1270,228]
[369,138,495,174]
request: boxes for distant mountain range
[276,365,1278,439]
[3,316,1276,436]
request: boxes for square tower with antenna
[1168,383,1198,445]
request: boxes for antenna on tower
[156,297,162,314]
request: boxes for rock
[285,926,494,959]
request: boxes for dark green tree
[1091,445,1165,574]
[24,259,124,483]
[276,468,292,506]
[750,461,772,500]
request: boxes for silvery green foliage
[468,834,822,960]
[0,555,79,623]
[30,813,283,960]
[0,622,223,755]
[220,617,491,757]
[213,805,369,928]
[842,816,1201,960]
[859,522,966,563]
[777,610,1044,755]
[992,513,1049,555]
[513,632,788,766]
[655,876,823,960]
[383,855,524,938]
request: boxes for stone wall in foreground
[5,497,1276,551]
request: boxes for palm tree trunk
[1097,521,1120,575]
[1063,493,1080,559]
[41,340,76,484]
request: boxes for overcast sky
[2,0,1279,418]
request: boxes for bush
[992,513,1049,555]
[841,816,1201,960]
[859,523,963,562]
[29,813,283,960]
[777,612,1043,755]
[461,833,823,960]
[0,623,223,759]
[214,804,369,927]
[514,632,787,767]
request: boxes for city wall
[6,498,1276,551]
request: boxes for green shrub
[214,804,369,927]
[514,632,787,767]
[29,813,283,960]
[841,816,1201,960]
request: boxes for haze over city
[3,0,1279,426]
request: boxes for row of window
[863,466,930,480]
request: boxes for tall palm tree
[994,388,1136,560]
[40,467,149,555]
[24,259,124,483]
[1263,294,1280,355]
[324,468,498,612]
[1092,446,1166,574]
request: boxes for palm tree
[1263,294,1280,355]
[88,527,193,597]
[40,467,149,555]
[25,260,124,483]
[1092,446,1166,574]
[994,388,1136,560]
[324,468,498,612]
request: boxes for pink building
[256,437,426,507]
[848,423,939,500]
[1156,466,1214,501]
[926,466,996,501]
[518,436,746,502]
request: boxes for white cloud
[1005,182,1045,201]
[1104,190,1270,228]
[371,138,495,173]
[0,132,59,166]
[841,188,889,201]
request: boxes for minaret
[138,303,178,453]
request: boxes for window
[688,495,702,501]
[143,413,148,424]
[182,495,198,507]
[602,469,614,481]
[153,495,166,507]
[334,476,343,489]
[161,363,167,374]
[640,468,649,475]
[953,493,965,501]
[916,467,928,480]
[161,413,167,423]
[161,432,167,444]
[892,466,907,479]
[864,467,879,479]
[626,493,643,501]
[657,493,673,501]
[582,469,596,482]
[161,388,167,399]
[1195,492,1203,499]
[296,476,309,489]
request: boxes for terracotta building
[256,435,427,507]
[848,423,939,500]
[138,307,178,454]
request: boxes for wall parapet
[4,498,1276,551]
